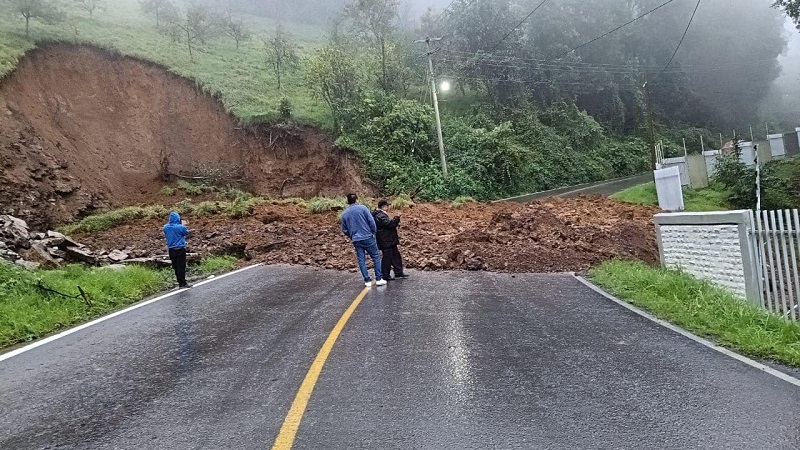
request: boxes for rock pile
[0,214,196,270]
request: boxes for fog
[760,19,800,130]
[208,0,794,128]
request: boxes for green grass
[0,256,236,349]
[193,255,237,274]
[612,182,730,212]
[59,205,170,234]
[0,0,330,125]
[59,196,268,234]
[591,260,800,366]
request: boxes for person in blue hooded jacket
[163,211,190,288]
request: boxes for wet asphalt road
[501,173,653,203]
[1,266,799,449]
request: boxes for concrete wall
[655,211,758,303]
[660,157,688,186]
[703,150,720,179]
[686,154,708,188]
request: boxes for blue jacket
[341,204,376,242]
[163,212,190,249]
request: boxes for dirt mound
[0,44,370,230]
[75,196,659,273]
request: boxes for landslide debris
[73,196,660,274]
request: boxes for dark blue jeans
[353,237,383,283]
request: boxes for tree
[10,0,61,37]
[75,0,104,17]
[344,0,399,91]
[264,25,300,90]
[139,0,174,29]
[304,42,364,130]
[165,3,222,61]
[224,17,250,49]
[774,1,800,27]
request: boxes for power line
[432,0,459,24]
[487,0,552,53]
[546,0,681,63]
[656,0,702,77]
[432,0,478,25]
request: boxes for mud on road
[75,196,659,274]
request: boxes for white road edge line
[574,275,800,389]
[0,263,264,363]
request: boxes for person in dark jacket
[341,193,386,287]
[373,199,407,281]
[163,211,191,288]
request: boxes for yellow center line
[271,287,371,450]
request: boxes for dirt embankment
[75,196,660,274]
[0,44,370,230]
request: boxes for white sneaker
[375,279,387,286]
[365,281,373,287]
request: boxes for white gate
[749,210,800,321]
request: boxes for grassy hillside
[0,0,329,125]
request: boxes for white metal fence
[749,210,800,321]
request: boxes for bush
[306,197,346,214]
[278,96,293,119]
[194,201,220,216]
[218,187,253,201]
[177,180,213,196]
[223,197,262,218]
[272,197,307,206]
[390,194,414,209]
[160,186,177,196]
[451,196,477,208]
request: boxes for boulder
[48,248,67,259]
[465,258,486,271]
[108,250,129,262]
[15,259,41,270]
[1,215,30,247]
[65,246,98,265]
[29,242,59,268]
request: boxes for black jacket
[373,209,400,250]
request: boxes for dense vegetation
[714,153,800,210]
[0,0,794,200]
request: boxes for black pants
[169,247,187,287]
[380,245,404,279]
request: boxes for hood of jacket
[168,212,181,225]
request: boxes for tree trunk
[156,9,160,28]
[276,60,282,90]
[187,29,193,61]
[25,16,30,37]
[380,37,388,91]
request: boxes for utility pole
[642,75,657,171]
[415,37,447,177]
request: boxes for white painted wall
[659,224,747,298]
[654,167,684,212]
